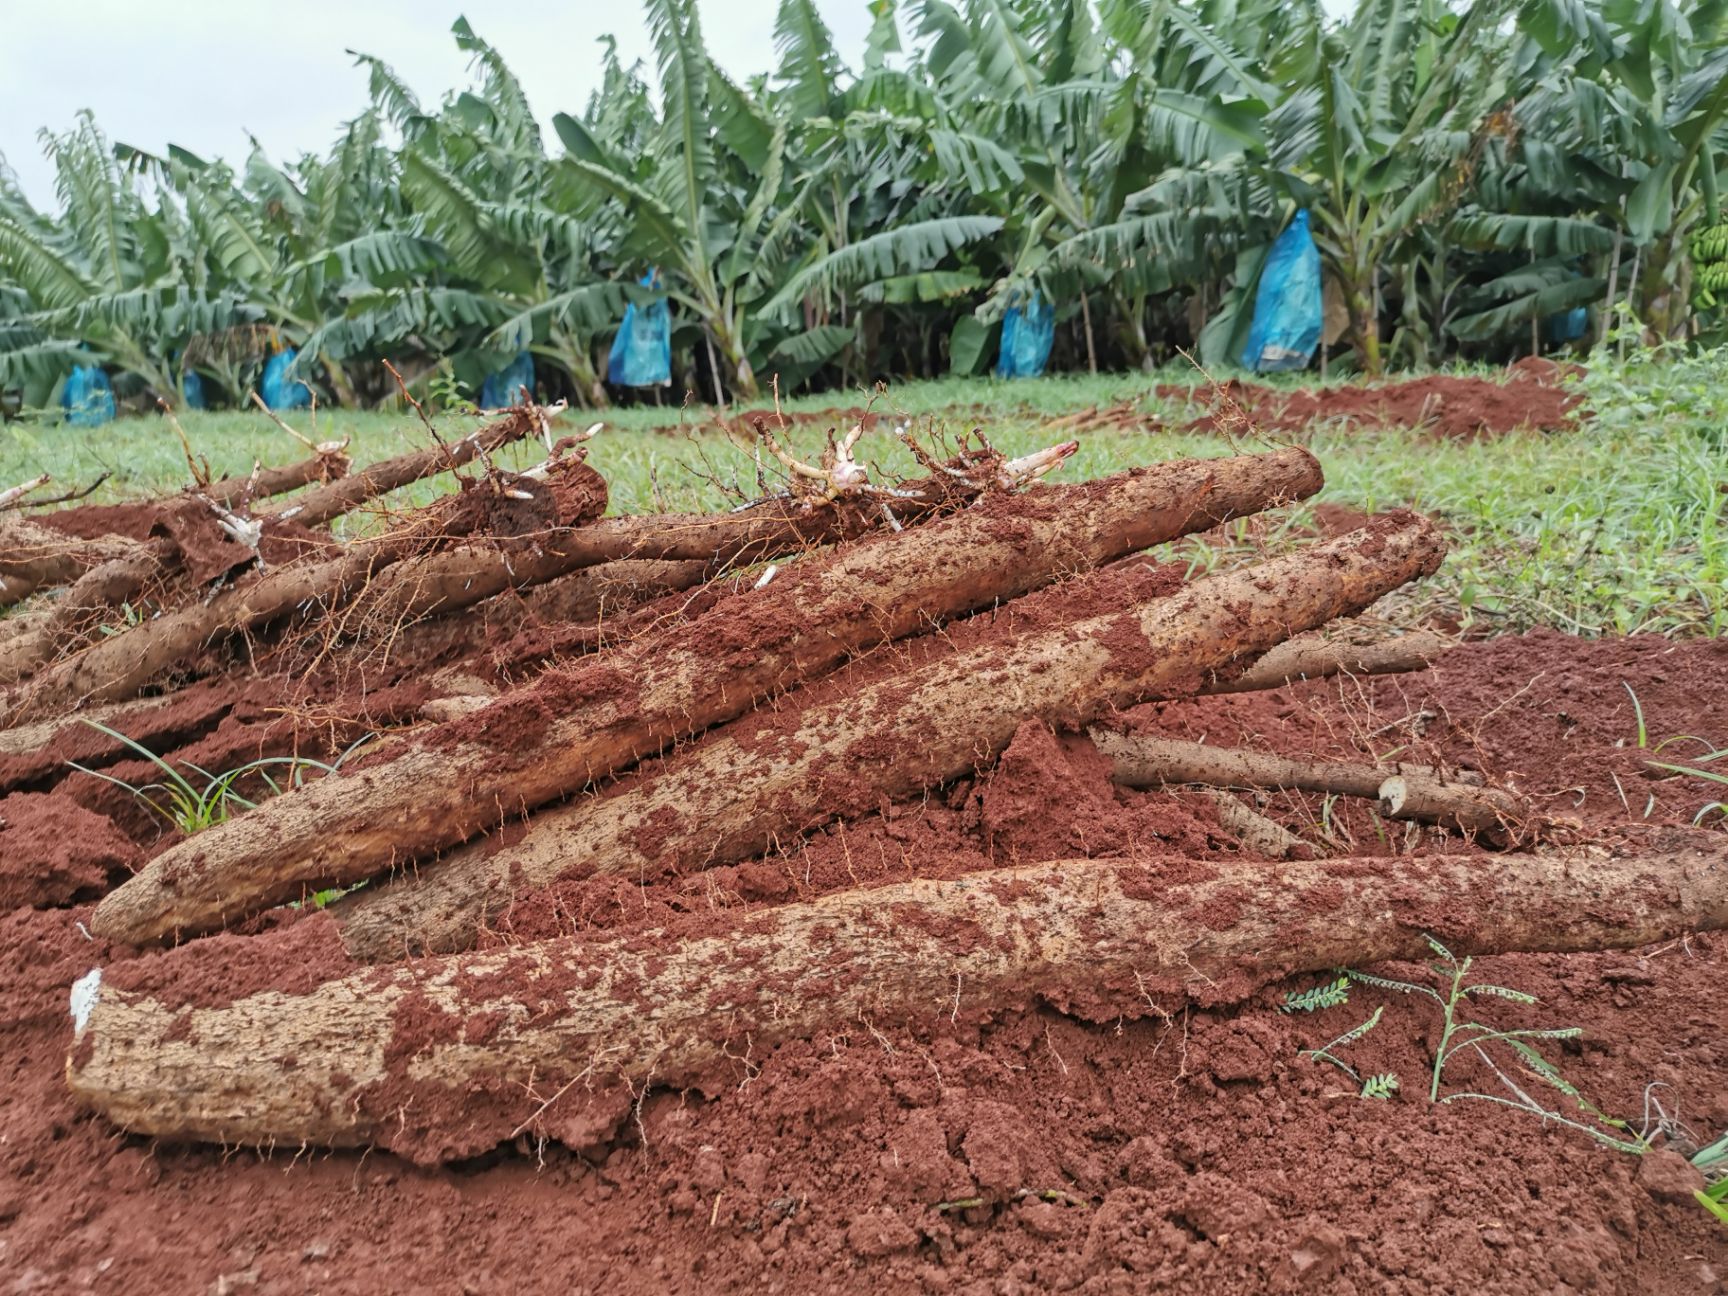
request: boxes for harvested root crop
[44,442,351,541]
[335,513,1442,959]
[1213,628,1455,692]
[1091,732,1530,843]
[66,829,1728,1162]
[381,557,716,678]
[256,405,546,529]
[4,406,537,629]
[0,520,135,609]
[1,452,609,725]
[1201,789,1314,858]
[92,447,1326,945]
[0,443,351,610]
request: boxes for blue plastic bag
[1242,210,1323,373]
[61,364,116,427]
[1543,305,1588,345]
[607,271,672,387]
[261,348,311,410]
[480,351,535,408]
[181,369,207,410]
[994,293,1055,379]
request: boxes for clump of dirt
[979,720,1220,862]
[1164,361,1583,440]
[33,498,172,543]
[0,792,142,906]
[438,457,609,540]
[103,910,356,1009]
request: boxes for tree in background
[0,0,1724,411]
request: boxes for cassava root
[0,456,610,725]
[334,513,1443,959]
[1091,732,1530,842]
[1202,789,1314,858]
[254,405,542,529]
[0,443,351,610]
[2,405,531,622]
[92,448,1327,945]
[66,828,1728,1163]
[0,520,134,609]
[1215,628,1454,692]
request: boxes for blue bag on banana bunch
[1241,210,1323,373]
[994,292,1055,379]
[169,351,207,410]
[1542,263,1591,345]
[607,270,672,387]
[61,363,116,426]
[481,350,536,407]
[1543,305,1588,345]
[261,347,311,410]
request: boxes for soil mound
[1165,361,1584,440]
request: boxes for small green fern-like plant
[1282,936,1645,1148]
[66,720,371,834]
[1282,979,1395,1099]
[1359,1072,1400,1100]
[1280,976,1351,1014]
[1299,1005,1386,1084]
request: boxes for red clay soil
[2,632,1725,1292]
[1166,357,1584,440]
[719,404,1009,444]
[0,791,141,907]
[32,498,186,543]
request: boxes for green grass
[4,355,1725,637]
[65,719,369,835]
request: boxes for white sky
[0,0,875,209]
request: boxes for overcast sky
[0,0,875,209]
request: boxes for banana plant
[312,24,625,407]
[1050,0,1286,366]
[1251,0,1516,374]
[0,113,187,403]
[4,0,1728,405]
[1509,0,1728,340]
[551,0,778,398]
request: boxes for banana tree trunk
[319,354,359,409]
[1636,235,1689,343]
[110,341,180,410]
[709,313,759,401]
[553,337,610,411]
[1079,291,1099,375]
[1344,277,1382,377]
[1113,289,1153,371]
